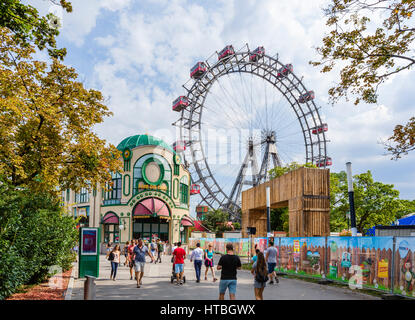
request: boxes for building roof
[366,213,415,235]
[117,134,175,154]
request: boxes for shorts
[205,259,214,268]
[268,263,276,274]
[134,261,145,273]
[175,263,184,274]
[254,279,266,289]
[219,279,237,295]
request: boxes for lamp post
[346,162,357,237]
[266,186,271,237]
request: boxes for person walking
[156,239,163,264]
[133,239,155,288]
[172,242,186,285]
[217,243,241,300]
[251,252,268,300]
[109,245,121,281]
[252,248,260,263]
[123,241,129,266]
[190,243,204,283]
[204,243,217,282]
[150,239,157,263]
[265,240,279,284]
[128,240,136,280]
[106,242,112,259]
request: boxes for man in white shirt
[190,242,204,283]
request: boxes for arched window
[104,172,122,205]
[133,154,171,196]
[180,176,189,205]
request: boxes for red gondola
[312,123,328,135]
[276,64,293,78]
[218,45,235,61]
[249,46,265,62]
[172,96,189,112]
[298,90,315,103]
[190,184,200,195]
[316,157,332,167]
[190,62,207,79]
[196,205,209,213]
[173,141,186,152]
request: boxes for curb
[64,262,77,300]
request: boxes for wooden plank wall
[241,167,330,237]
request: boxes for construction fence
[188,236,415,299]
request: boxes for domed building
[61,134,195,247]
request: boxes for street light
[346,162,357,237]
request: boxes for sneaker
[137,284,140,288]
[276,278,279,283]
[179,281,183,285]
[130,276,132,280]
[269,280,274,284]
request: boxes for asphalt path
[70,253,379,300]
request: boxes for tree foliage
[270,207,289,233]
[0,28,122,194]
[269,161,316,180]
[312,0,415,158]
[0,0,72,59]
[330,170,413,233]
[203,209,237,233]
[0,178,78,299]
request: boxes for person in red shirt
[172,242,186,285]
[127,240,136,280]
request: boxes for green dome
[117,134,175,154]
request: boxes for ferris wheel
[172,44,330,222]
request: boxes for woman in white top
[109,245,121,281]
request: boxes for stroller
[170,258,186,284]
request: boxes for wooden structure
[241,167,330,237]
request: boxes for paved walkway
[70,254,379,300]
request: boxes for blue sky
[32,0,415,207]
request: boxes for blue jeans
[111,262,119,279]
[194,260,202,281]
[219,279,237,295]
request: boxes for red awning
[102,212,119,224]
[193,220,210,232]
[133,197,170,217]
[180,216,194,227]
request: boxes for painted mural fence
[277,237,326,279]
[189,236,415,298]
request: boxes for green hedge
[0,182,78,299]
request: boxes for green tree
[0,28,122,194]
[203,209,230,233]
[0,0,72,59]
[330,170,412,233]
[311,0,415,158]
[270,207,289,233]
[269,161,316,180]
[0,178,78,299]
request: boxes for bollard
[84,275,96,300]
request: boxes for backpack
[255,269,269,283]
[255,272,269,283]
[108,252,114,261]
